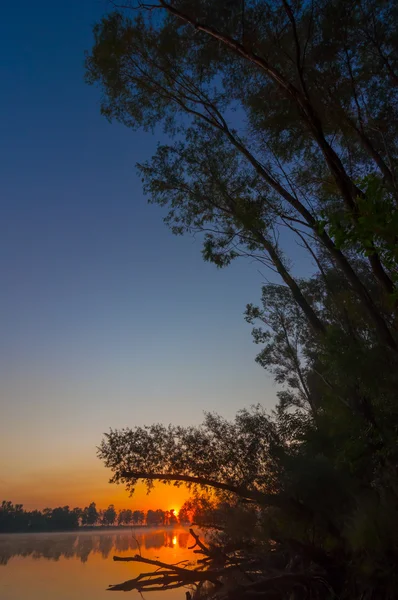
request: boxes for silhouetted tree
[27,509,46,531]
[86,0,398,355]
[49,506,81,530]
[0,501,26,532]
[101,504,117,526]
[132,509,145,525]
[177,506,191,525]
[146,509,165,527]
[117,508,133,525]
[82,502,98,526]
[169,509,178,526]
[86,3,398,593]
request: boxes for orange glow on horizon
[13,483,190,513]
[2,463,190,512]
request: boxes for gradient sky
[0,0,308,511]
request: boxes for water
[0,528,196,600]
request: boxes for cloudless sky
[0,0,307,510]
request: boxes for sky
[0,1,304,511]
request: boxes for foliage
[98,407,282,503]
[324,173,398,295]
[86,0,398,347]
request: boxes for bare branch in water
[108,553,236,592]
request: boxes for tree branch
[119,470,281,506]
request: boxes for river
[0,528,196,600]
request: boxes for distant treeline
[0,500,190,533]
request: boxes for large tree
[87,0,398,597]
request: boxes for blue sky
[0,0,300,508]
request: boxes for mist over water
[0,528,195,600]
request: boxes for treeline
[0,500,190,533]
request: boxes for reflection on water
[0,528,191,565]
[0,528,194,600]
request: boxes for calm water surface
[0,528,195,600]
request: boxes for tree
[98,407,283,507]
[0,501,26,532]
[55,506,80,530]
[178,496,215,527]
[101,504,117,526]
[138,510,145,525]
[146,509,165,527]
[118,508,133,525]
[86,0,398,351]
[48,506,81,530]
[177,506,190,525]
[125,509,133,525]
[168,509,178,526]
[87,0,398,597]
[82,502,99,526]
[26,510,46,531]
[131,509,145,525]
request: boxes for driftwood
[107,530,328,598]
[108,528,251,593]
[108,554,237,592]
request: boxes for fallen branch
[113,554,190,574]
[108,531,327,596]
[108,553,239,592]
[189,527,254,582]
